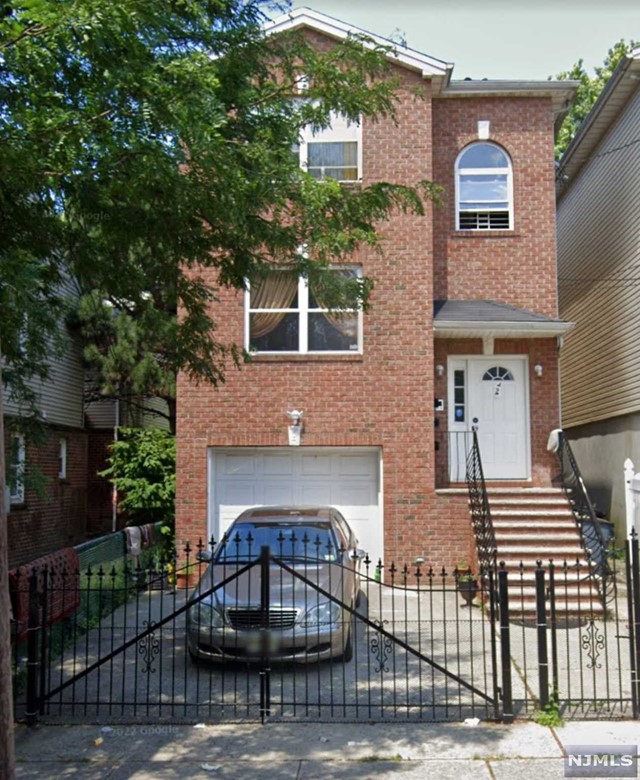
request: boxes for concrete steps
[482,488,603,619]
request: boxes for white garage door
[208,447,383,566]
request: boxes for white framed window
[246,268,362,354]
[59,437,68,479]
[8,434,26,505]
[455,142,513,230]
[297,111,362,182]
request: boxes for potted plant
[456,570,478,606]
[175,562,198,590]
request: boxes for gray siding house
[556,46,640,539]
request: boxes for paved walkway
[14,719,640,779]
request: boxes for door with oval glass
[448,356,529,480]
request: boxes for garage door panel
[295,482,335,505]
[211,448,382,566]
[221,454,256,476]
[338,454,377,479]
[263,453,294,476]
[263,484,294,505]
[335,484,375,506]
[219,506,248,532]
[300,454,332,476]
[222,482,257,504]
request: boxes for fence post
[535,561,549,709]
[628,531,640,718]
[25,572,40,726]
[625,459,635,537]
[498,563,513,722]
[259,545,271,724]
[487,566,500,720]
[548,561,559,697]
[38,566,49,715]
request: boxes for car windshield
[215,522,340,563]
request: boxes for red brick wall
[177,64,445,569]
[6,425,88,568]
[432,97,559,317]
[176,50,562,571]
[86,430,116,537]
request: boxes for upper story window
[246,268,362,354]
[455,142,513,231]
[297,111,361,183]
[59,437,68,480]
[8,434,26,505]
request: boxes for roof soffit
[558,48,640,195]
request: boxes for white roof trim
[265,8,578,115]
[433,320,575,339]
[265,7,452,81]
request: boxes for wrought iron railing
[555,429,614,600]
[465,427,498,575]
[447,430,473,483]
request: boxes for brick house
[175,8,578,573]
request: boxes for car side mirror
[196,550,213,563]
[350,548,366,561]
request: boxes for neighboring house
[556,46,640,541]
[175,8,578,574]
[3,282,168,566]
[3,280,90,567]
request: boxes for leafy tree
[555,39,637,158]
[100,427,176,553]
[2,0,438,431]
[1,4,437,767]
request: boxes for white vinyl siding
[558,85,640,428]
[3,276,85,429]
[3,335,85,429]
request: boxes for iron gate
[11,533,640,724]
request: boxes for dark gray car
[186,506,365,664]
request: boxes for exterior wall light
[287,409,304,446]
[435,364,445,377]
[534,364,543,377]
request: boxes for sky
[288,0,640,81]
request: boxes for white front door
[448,357,529,480]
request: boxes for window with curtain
[299,110,361,182]
[8,434,26,504]
[247,268,361,354]
[455,142,513,230]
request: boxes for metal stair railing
[465,426,498,577]
[555,429,614,603]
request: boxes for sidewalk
[14,719,640,779]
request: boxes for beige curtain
[309,272,358,338]
[250,271,298,338]
[322,310,357,338]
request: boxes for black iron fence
[11,531,640,725]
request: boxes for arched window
[455,142,513,231]
[482,366,514,381]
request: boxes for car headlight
[301,601,341,628]
[191,602,224,629]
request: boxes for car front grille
[226,608,298,630]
